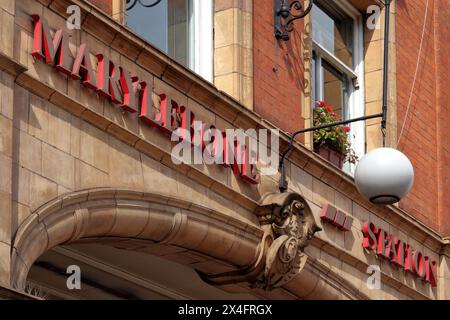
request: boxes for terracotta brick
[396,0,449,235]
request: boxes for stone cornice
[5,0,446,253]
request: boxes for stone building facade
[0,0,448,299]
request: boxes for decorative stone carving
[198,192,321,291]
[253,193,321,290]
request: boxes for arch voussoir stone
[11,188,264,291]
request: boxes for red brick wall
[396,0,449,235]
[87,0,113,14]
[253,0,306,138]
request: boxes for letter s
[362,222,378,250]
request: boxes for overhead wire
[397,0,430,148]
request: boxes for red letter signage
[361,222,438,287]
[30,14,262,186]
[32,14,72,75]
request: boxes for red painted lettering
[71,44,97,89]
[31,15,72,75]
[119,67,139,113]
[425,257,438,287]
[362,222,378,250]
[97,54,122,104]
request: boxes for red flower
[343,126,351,133]
[331,112,336,117]
[320,112,326,117]
[316,101,326,108]
[325,105,333,112]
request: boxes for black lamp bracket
[278,0,392,193]
[274,0,314,41]
[126,0,163,11]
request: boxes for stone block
[46,102,72,154]
[0,154,12,195]
[0,72,14,120]
[29,172,58,210]
[42,144,75,189]
[0,115,12,157]
[0,191,12,244]
[108,138,144,189]
[290,165,313,201]
[141,153,178,196]
[0,9,14,58]
[0,242,10,287]
[11,164,30,207]
[79,121,109,172]
[74,159,109,190]
[16,129,42,174]
[9,85,29,132]
[312,178,335,207]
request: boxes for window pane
[323,62,346,120]
[127,0,169,52]
[168,0,189,66]
[312,2,354,68]
[127,0,190,67]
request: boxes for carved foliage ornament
[198,193,321,291]
[253,193,321,290]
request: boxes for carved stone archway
[12,189,336,299]
[11,188,265,290]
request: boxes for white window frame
[190,0,213,82]
[311,0,365,175]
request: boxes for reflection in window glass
[168,0,189,67]
[323,62,348,120]
[312,2,354,68]
[126,0,190,67]
[127,0,169,52]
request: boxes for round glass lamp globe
[355,148,414,205]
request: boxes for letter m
[31,14,72,75]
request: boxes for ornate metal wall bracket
[197,193,321,291]
[126,0,163,11]
[274,0,314,41]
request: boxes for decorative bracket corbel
[197,193,321,291]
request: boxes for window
[126,0,213,81]
[311,0,365,173]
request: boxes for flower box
[312,100,357,168]
[314,144,345,169]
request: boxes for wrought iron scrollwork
[274,0,313,41]
[126,0,163,11]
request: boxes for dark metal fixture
[126,0,163,11]
[274,0,314,41]
[278,0,391,193]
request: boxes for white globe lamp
[355,148,414,205]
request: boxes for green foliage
[313,101,358,164]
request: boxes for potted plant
[313,101,358,169]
